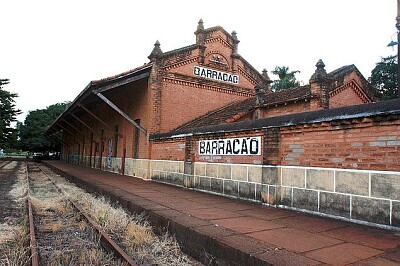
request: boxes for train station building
[46,20,400,229]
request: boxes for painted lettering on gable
[194,66,239,85]
[198,137,261,156]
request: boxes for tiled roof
[175,98,257,131]
[91,63,153,85]
[162,44,198,57]
[328,64,356,83]
[259,85,312,107]
[328,64,380,101]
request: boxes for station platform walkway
[44,161,400,265]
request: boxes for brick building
[46,20,400,228]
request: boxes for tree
[19,102,69,152]
[368,55,398,100]
[0,78,21,149]
[271,66,301,92]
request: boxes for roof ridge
[91,63,152,85]
[328,64,356,77]
[162,44,198,57]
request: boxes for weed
[49,169,197,265]
[0,163,29,266]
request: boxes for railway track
[26,162,134,265]
[0,161,197,265]
[20,161,197,266]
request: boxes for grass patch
[28,165,126,265]
[0,163,29,266]
[52,174,197,265]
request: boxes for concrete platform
[44,161,400,265]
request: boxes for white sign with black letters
[194,66,239,85]
[198,137,261,156]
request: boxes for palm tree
[271,66,300,92]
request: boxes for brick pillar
[230,31,240,73]
[262,128,282,206]
[263,128,281,165]
[309,59,331,110]
[195,19,206,65]
[261,128,281,206]
[184,136,195,188]
[148,41,164,134]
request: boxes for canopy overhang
[45,64,152,140]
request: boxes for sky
[1,0,397,123]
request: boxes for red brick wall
[280,118,400,171]
[330,86,366,108]
[150,138,186,161]
[157,28,261,132]
[150,115,400,171]
[160,81,247,132]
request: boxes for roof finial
[231,30,238,40]
[197,19,204,31]
[195,19,205,46]
[262,69,269,79]
[231,30,240,56]
[309,59,329,83]
[309,59,331,109]
[148,40,163,61]
[316,59,325,69]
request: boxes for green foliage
[368,55,398,100]
[19,102,69,152]
[0,79,21,149]
[271,66,301,92]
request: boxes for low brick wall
[278,166,400,226]
[63,156,400,228]
[124,158,151,179]
[146,160,400,228]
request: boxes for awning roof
[45,63,152,137]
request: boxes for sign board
[194,66,239,85]
[198,137,261,156]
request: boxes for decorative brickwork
[329,81,370,108]
[164,57,199,71]
[162,76,253,97]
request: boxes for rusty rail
[35,164,136,266]
[28,198,39,266]
[26,165,39,266]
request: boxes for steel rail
[26,164,39,266]
[35,164,137,266]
